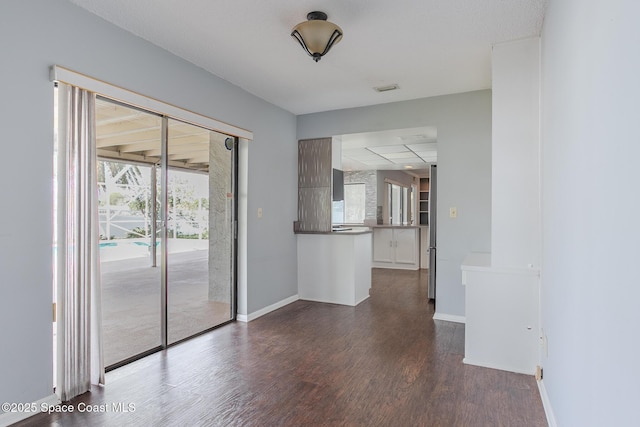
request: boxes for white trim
[354,294,371,306]
[433,312,466,324]
[383,177,408,187]
[460,253,541,277]
[236,295,299,322]
[462,357,535,375]
[299,295,370,307]
[371,262,419,270]
[0,394,60,427]
[537,379,557,427]
[50,65,253,141]
[235,139,249,322]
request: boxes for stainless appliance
[428,165,437,300]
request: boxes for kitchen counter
[294,226,372,235]
[369,224,424,229]
[293,225,424,234]
[297,231,372,306]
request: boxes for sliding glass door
[96,99,163,366]
[166,119,235,344]
[96,97,236,368]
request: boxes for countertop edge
[369,225,425,229]
[295,230,372,235]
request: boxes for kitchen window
[344,183,366,224]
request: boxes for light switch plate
[449,207,457,218]
[257,207,263,218]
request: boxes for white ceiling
[69,0,546,176]
[69,0,547,116]
[339,127,437,174]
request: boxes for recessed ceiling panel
[360,159,392,165]
[407,142,438,152]
[401,158,430,164]
[343,148,375,156]
[339,126,438,172]
[381,152,420,160]
[344,154,385,162]
[414,151,438,157]
[368,146,411,155]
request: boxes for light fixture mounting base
[307,11,328,21]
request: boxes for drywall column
[462,37,541,375]
[491,38,541,268]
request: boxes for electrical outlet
[449,207,457,218]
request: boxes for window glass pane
[167,119,234,344]
[344,183,366,223]
[387,182,413,225]
[390,183,402,224]
[96,98,162,367]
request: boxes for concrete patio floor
[101,249,231,367]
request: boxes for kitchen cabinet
[372,228,394,263]
[372,227,419,270]
[420,226,430,268]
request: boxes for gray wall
[297,91,492,319]
[0,0,297,407]
[540,0,640,425]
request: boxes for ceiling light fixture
[291,11,343,62]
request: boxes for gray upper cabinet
[297,138,332,232]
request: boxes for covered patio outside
[101,243,232,367]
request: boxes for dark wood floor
[16,268,547,426]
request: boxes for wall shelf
[419,178,429,225]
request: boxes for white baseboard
[537,379,557,427]
[462,357,535,376]
[354,293,370,306]
[236,294,299,322]
[432,312,466,324]
[0,393,60,427]
[299,294,369,307]
[372,263,419,271]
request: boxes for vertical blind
[55,82,104,401]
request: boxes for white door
[394,228,417,265]
[372,228,394,263]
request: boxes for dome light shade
[291,11,343,62]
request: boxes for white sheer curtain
[55,82,104,401]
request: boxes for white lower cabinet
[372,228,394,263]
[372,227,419,270]
[420,226,429,268]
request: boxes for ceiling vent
[374,84,399,93]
